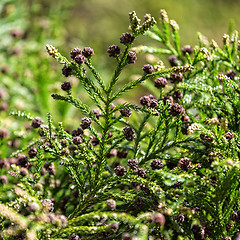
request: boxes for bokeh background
[66,0,240,50]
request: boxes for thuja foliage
[1,9,240,240]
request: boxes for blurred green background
[65,0,240,50]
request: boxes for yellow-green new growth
[129,11,156,36]
[0,203,29,231]
[169,19,179,31]
[160,9,169,23]
[46,44,59,58]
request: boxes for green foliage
[1,7,240,240]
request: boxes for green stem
[134,113,150,158]
[85,59,107,93]
[107,44,132,95]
